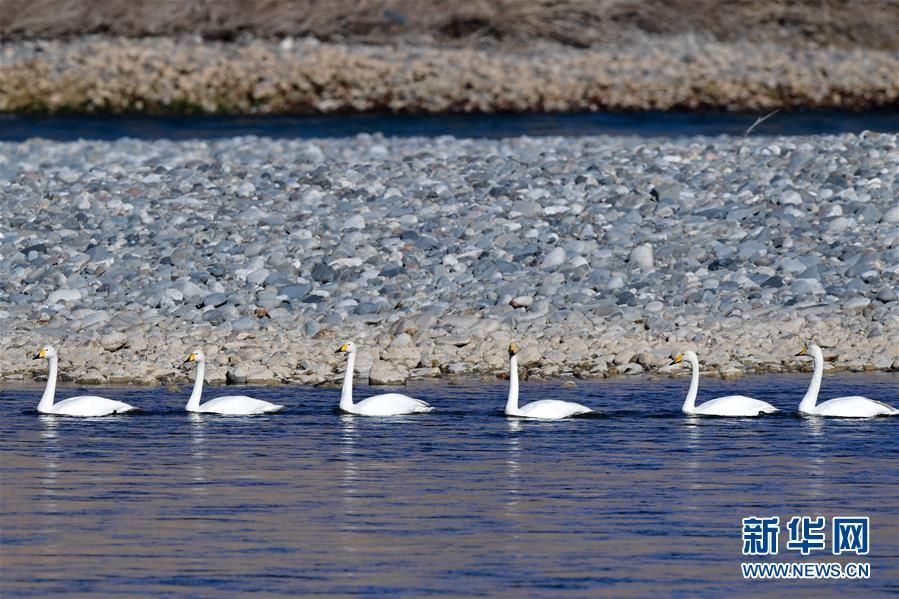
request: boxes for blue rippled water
[1,373,897,596]
[2,110,898,141]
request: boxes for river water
[2,110,899,141]
[1,373,896,596]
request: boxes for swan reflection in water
[338,414,361,555]
[38,415,62,558]
[800,416,827,502]
[505,419,522,517]
[188,413,209,491]
[39,415,60,496]
[681,416,705,493]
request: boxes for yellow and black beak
[670,353,684,366]
[335,343,349,354]
[795,345,808,357]
[183,353,197,365]
[508,343,519,356]
[32,349,46,360]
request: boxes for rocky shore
[3,35,899,114]
[1,132,898,386]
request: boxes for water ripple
[1,372,896,595]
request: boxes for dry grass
[2,0,898,49]
[4,36,898,114]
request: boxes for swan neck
[799,352,822,413]
[506,355,519,415]
[187,361,205,411]
[38,356,57,412]
[682,356,699,413]
[340,351,356,411]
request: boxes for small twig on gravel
[745,109,781,136]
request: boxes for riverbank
[5,1,899,115]
[3,35,899,115]
[1,131,897,385]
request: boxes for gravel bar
[1,132,898,386]
[3,35,899,114]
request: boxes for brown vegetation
[3,36,898,114]
[2,0,898,50]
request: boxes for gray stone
[629,243,654,271]
[876,287,898,302]
[780,258,807,274]
[231,317,256,331]
[203,292,227,307]
[636,349,671,368]
[46,289,82,304]
[342,214,365,230]
[510,296,533,308]
[281,284,312,300]
[369,360,408,385]
[246,268,270,285]
[645,301,664,313]
[226,363,276,384]
[311,262,337,283]
[304,320,321,337]
[100,331,128,351]
[780,190,803,205]
[650,183,681,203]
[843,296,870,311]
[541,247,566,269]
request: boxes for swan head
[508,343,519,357]
[32,345,57,360]
[670,351,698,368]
[335,341,356,355]
[184,350,206,365]
[796,343,822,360]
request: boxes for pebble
[203,293,227,307]
[541,247,566,269]
[510,296,534,309]
[780,190,803,205]
[342,214,365,230]
[46,289,81,304]
[100,332,127,352]
[629,243,654,271]
[369,360,407,385]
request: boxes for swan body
[335,342,432,416]
[796,344,898,418]
[672,351,778,417]
[505,343,594,419]
[32,346,138,416]
[39,395,136,417]
[184,351,284,415]
[342,392,432,417]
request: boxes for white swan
[183,351,284,415]
[796,344,898,418]
[505,343,594,419]
[31,345,138,416]
[672,351,778,416]
[335,342,433,416]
